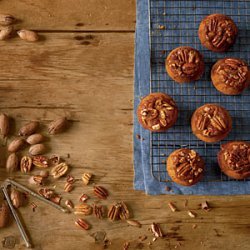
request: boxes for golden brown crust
[191,104,232,143]
[137,93,178,132]
[198,14,238,52]
[167,149,205,186]
[211,58,250,95]
[165,46,205,83]
[218,141,250,179]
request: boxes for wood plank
[0,0,136,31]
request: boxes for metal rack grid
[149,0,250,182]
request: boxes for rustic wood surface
[0,1,249,250]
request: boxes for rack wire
[149,0,250,182]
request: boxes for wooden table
[0,1,249,249]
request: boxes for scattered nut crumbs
[30,202,37,212]
[201,201,211,211]
[187,210,196,218]
[168,202,177,212]
[139,235,147,241]
[123,242,130,250]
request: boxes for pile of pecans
[0,13,39,42]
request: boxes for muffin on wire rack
[137,92,178,132]
[167,148,205,186]
[198,14,238,52]
[218,141,250,180]
[211,58,250,95]
[191,104,232,143]
[165,46,205,83]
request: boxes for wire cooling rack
[149,0,250,182]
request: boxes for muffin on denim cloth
[165,46,205,83]
[198,14,238,52]
[167,148,205,186]
[137,92,178,132]
[191,104,232,143]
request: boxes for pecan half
[79,194,89,203]
[65,200,74,209]
[64,182,73,193]
[151,223,163,238]
[82,173,92,185]
[108,204,120,221]
[74,204,93,215]
[32,155,49,168]
[20,156,33,173]
[93,204,105,219]
[119,202,130,220]
[50,162,69,179]
[75,218,90,230]
[93,186,109,199]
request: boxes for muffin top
[192,104,231,138]
[220,142,250,175]
[137,93,178,131]
[199,14,238,52]
[166,46,204,80]
[169,149,204,185]
[212,58,249,92]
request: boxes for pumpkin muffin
[167,148,205,186]
[191,104,232,143]
[137,92,178,132]
[198,14,238,52]
[211,58,250,95]
[218,141,250,179]
[165,46,205,83]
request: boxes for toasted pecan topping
[139,94,177,130]
[223,143,250,173]
[167,47,202,77]
[195,105,230,137]
[204,14,237,49]
[172,149,204,182]
[215,58,248,90]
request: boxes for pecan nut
[19,121,39,136]
[0,202,10,228]
[0,14,16,26]
[32,155,49,168]
[64,182,73,193]
[65,200,74,209]
[93,186,109,199]
[26,133,45,145]
[10,189,25,208]
[8,138,26,152]
[82,173,92,185]
[29,143,46,156]
[20,156,32,173]
[48,117,68,135]
[79,194,89,203]
[75,218,90,230]
[151,223,163,238]
[74,204,93,215]
[6,153,19,173]
[93,204,105,219]
[50,163,69,179]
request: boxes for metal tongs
[1,178,69,248]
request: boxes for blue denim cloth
[134,0,250,195]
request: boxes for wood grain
[0,2,249,250]
[0,0,136,31]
